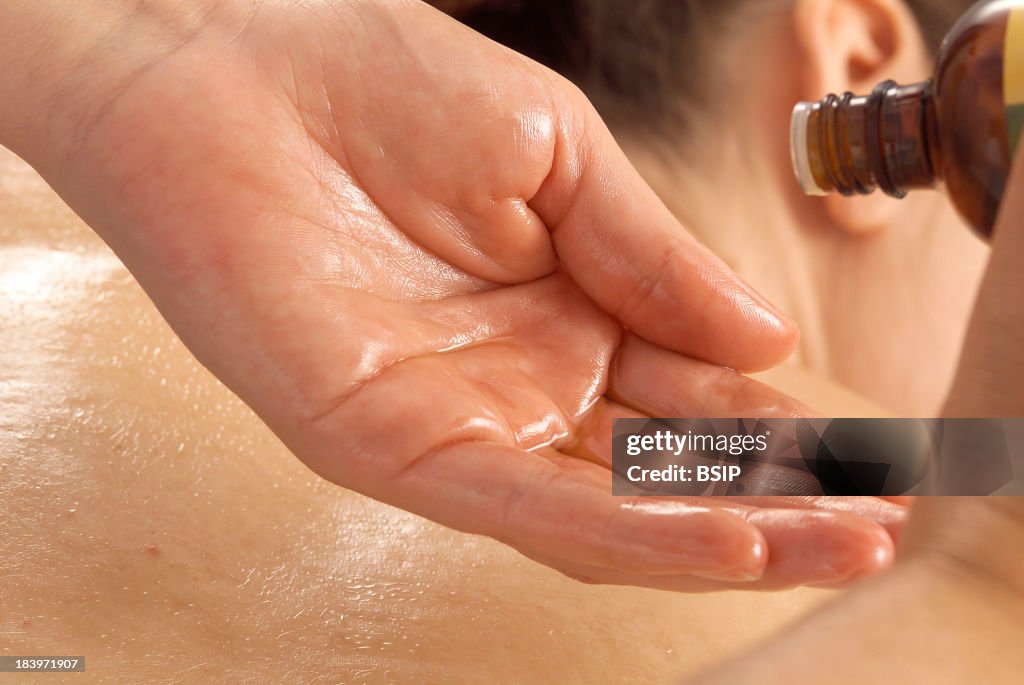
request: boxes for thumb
[530,90,799,373]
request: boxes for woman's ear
[792,0,933,235]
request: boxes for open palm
[27,0,902,589]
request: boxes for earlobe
[823,192,903,235]
[792,0,932,235]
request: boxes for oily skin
[0,147,839,683]
[686,500,1024,685]
[0,0,906,588]
[687,546,1024,685]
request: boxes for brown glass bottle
[791,0,1024,239]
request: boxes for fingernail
[735,276,798,335]
[692,567,765,583]
[805,526,895,585]
[808,544,895,589]
[690,538,766,582]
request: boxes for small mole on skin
[144,544,161,557]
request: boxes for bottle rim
[791,102,828,197]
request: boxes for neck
[621,128,988,416]
[621,134,829,372]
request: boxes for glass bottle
[791,0,1024,238]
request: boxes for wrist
[0,0,223,171]
[0,1,121,158]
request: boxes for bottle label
[1005,8,1024,154]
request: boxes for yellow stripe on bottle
[1006,9,1024,104]
[1005,9,1024,153]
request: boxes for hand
[1,0,903,589]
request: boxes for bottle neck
[793,80,939,199]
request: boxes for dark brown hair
[431,0,977,138]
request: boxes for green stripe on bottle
[1007,102,1024,156]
